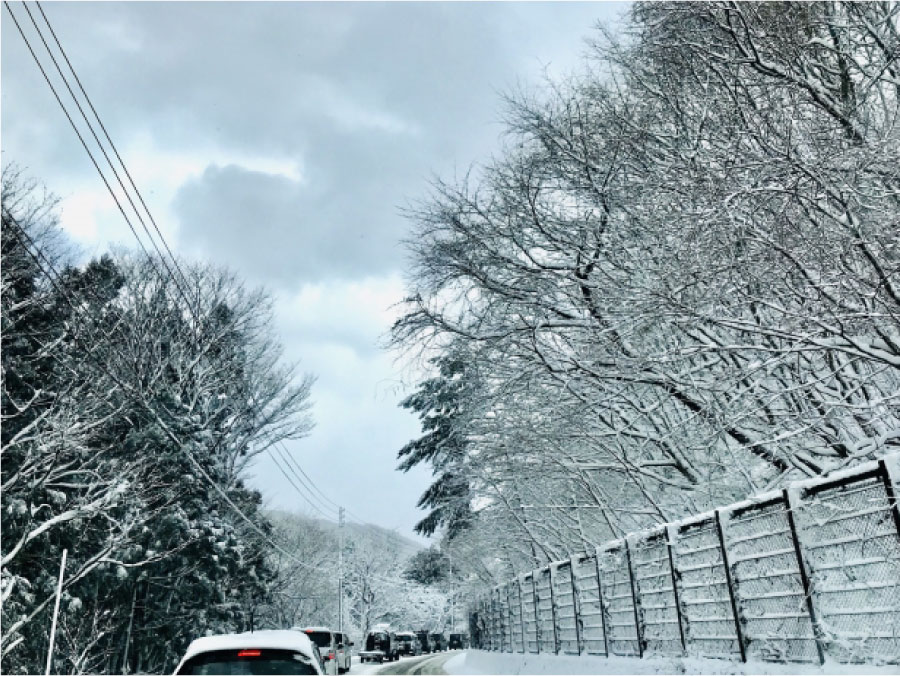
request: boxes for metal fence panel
[724,498,819,663]
[674,517,742,659]
[503,583,515,652]
[793,470,900,663]
[552,561,579,654]
[535,567,556,653]
[496,586,508,652]
[501,584,513,652]
[572,553,607,655]
[478,597,489,650]
[631,531,682,655]
[521,573,539,654]
[598,544,640,656]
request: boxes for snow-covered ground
[350,654,387,675]
[350,653,432,675]
[442,650,900,675]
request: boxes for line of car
[173,625,470,675]
[359,628,469,663]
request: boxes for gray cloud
[173,163,406,284]
[4,2,625,287]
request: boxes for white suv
[334,632,353,673]
[174,629,323,674]
[297,627,350,675]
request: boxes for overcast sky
[2,1,626,544]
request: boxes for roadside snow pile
[443,651,900,675]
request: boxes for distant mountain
[266,509,424,558]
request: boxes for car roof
[177,630,319,667]
[297,626,333,633]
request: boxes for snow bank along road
[438,650,900,675]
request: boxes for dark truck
[448,633,468,649]
[429,633,445,652]
[359,629,399,663]
[415,630,431,654]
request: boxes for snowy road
[375,651,459,675]
[348,652,459,675]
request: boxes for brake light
[325,651,334,660]
[237,650,261,658]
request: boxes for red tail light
[237,650,261,658]
[326,651,334,660]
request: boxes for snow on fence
[468,454,900,665]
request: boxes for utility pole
[46,549,67,676]
[338,506,345,634]
[449,549,454,632]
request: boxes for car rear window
[176,648,318,675]
[303,631,332,649]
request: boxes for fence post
[569,560,583,655]
[503,584,510,653]
[594,550,610,657]
[531,572,541,653]
[485,595,493,651]
[496,586,502,652]
[481,596,488,651]
[500,587,506,652]
[714,509,747,662]
[493,587,500,652]
[783,488,826,665]
[624,539,645,658]
[494,586,506,653]
[880,457,900,538]
[505,582,513,653]
[547,566,561,654]
[665,525,686,652]
[517,576,526,653]
[484,596,494,650]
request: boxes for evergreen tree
[397,354,472,539]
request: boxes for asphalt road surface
[375,651,460,675]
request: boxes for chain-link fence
[468,454,900,665]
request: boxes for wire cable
[270,446,340,520]
[33,0,200,319]
[2,1,183,316]
[16,1,198,322]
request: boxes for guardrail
[468,454,900,665]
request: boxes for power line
[2,2,192,319]
[34,0,198,318]
[270,446,340,520]
[277,442,344,512]
[14,1,198,323]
